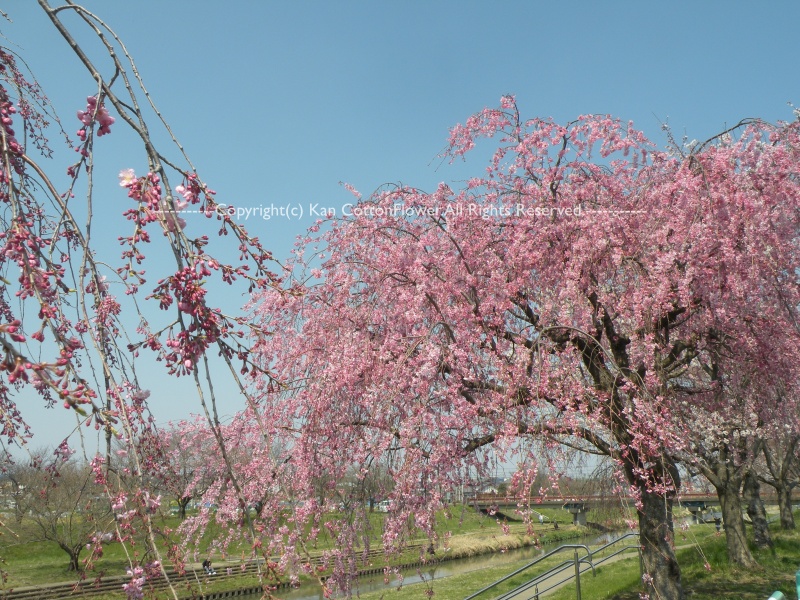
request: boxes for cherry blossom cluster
[122,566,146,600]
[117,168,279,377]
[84,530,117,566]
[0,92,23,166]
[0,49,52,158]
[0,55,131,436]
[76,95,114,140]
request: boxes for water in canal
[234,530,620,599]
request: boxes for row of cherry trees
[0,3,799,600]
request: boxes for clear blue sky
[4,1,799,456]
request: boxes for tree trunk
[68,549,81,572]
[743,471,772,549]
[178,496,191,519]
[638,486,684,600]
[717,477,756,567]
[777,484,796,530]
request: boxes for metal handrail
[493,560,580,600]
[524,545,640,599]
[463,544,591,600]
[495,543,641,600]
[464,532,641,600]
[592,543,640,568]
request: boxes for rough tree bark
[61,544,82,572]
[776,484,796,530]
[743,471,773,549]
[716,473,757,567]
[638,486,684,600]
[760,436,798,531]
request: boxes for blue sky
[4,1,800,456]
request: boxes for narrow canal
[235,530,621,599]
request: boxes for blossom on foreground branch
[1,3,285,597]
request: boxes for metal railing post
[574,549,582,600]
[796,568,800,598]
[638,547,643,579]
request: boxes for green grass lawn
[538,523,799,600]
[0,505,583,594]
[0,521,174,587]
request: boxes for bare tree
[9,453,114,572]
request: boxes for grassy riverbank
[6,508,796,599]
[353,517,800,600]
[545,525,800,600]
[173,517,586,600]
[0,505,583,598]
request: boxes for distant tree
[9,452,114,572]
[144,419,216,520]
[172,415,293,559]
[675,390,765,567]
[353,459,395,512]
[759,429,799,530]
[672,370,800,565]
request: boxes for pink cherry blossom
[119,168,137,187]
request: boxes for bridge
[468,493,734,526]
